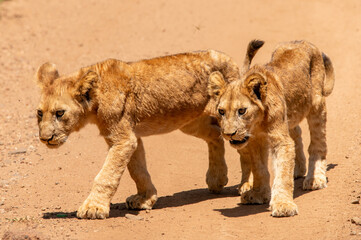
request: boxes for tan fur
[209,40,335,217]
[36,50,240,219]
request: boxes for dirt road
[0,0,360,239]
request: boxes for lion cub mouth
[229,136,249,146]
[40,135,68,148]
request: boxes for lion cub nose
[223,131,237,139]
[40,135,54,143]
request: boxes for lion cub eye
[218,109,225,116]
[37,110,43,118]
[238,108,247,115]
[56,110,65,118]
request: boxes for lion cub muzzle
[39,134,66,147]
[39,127,68,147]
[222,130,250,148]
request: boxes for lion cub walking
[36,50,241,219]
[209,40,335,217]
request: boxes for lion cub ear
[243,73,267,102]
[36,62,59,88]
[74,70,99,102]
[208,71,227,101]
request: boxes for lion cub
[35,50,246,219]
[209,40,335,217]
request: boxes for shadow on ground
[215,163,338,218]
[42,211,78,219]
[154,184,239,209]
[42,206,140,219]
[42,163,338,219]
[42,185,239,219]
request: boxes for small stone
[3,159,11,165]
[41,208,46,211]
[146,209,151,213]
[9,148,27,155]
[350,230,356,235]
[28,145,36,151]
[351,217,361,226]
[54,206,61,210]
[125,213,144,221]
[0,180,9,188]
[55,182,59,185]
[352,198,360,204]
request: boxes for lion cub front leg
[269,130,298,217]
[77,132,137,219]
[126,138,158,210]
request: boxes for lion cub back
[265,41,334,128]
[127,50,239,136]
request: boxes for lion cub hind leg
[239,139,271,204]
[180,116,228,193]
[126,138,158,210]
[289,126,307,179]
[303,101,328,190]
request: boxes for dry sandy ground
[0,0,360,239]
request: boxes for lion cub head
[208,69,267,149]
[36,63,98,147]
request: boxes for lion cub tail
[241,39,265,74]
[322,52,335,97]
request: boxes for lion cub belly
[134,112,201,137]
[286,98,312,129]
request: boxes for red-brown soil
[0,0,360,239]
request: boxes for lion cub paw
[240,189,270,204]
[206,170,228,194]
[238,181,253,195]
[126,194,158,210]
[303,175,327,190]
[77,199,110,219]
[270,200,298,217]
